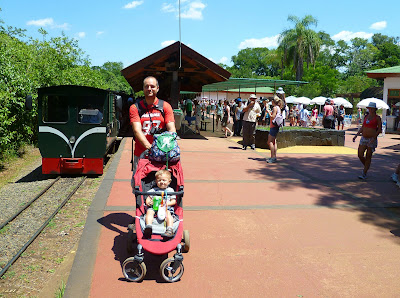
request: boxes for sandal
[162,227,174,238]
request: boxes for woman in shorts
[267,96,283,163]
[352,102,382,180]
[221,100,234,137]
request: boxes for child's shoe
[143,225,152,238]
[162,227,174,238]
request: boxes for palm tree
[278,15,321,81]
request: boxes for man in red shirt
[322,99,334,129]
[129,76,176,172]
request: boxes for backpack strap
[135,99,165,118]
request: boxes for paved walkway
[65,128,400,297]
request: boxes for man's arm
[132,122,152,150]
[166,121,176,133]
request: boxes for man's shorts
[359,136,378,152]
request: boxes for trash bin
[174,109,183,130]
[386,115,396,131]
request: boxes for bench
[201,119,211,131]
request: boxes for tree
[228,48,280,78]
[278,15,321,81]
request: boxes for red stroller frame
[122,157,189,283]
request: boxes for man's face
[143,78,159,98]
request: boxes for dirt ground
[0,147,110,297]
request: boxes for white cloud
[27,18,53,27]
[370,21,387,30]
[332,31,373,41]
[26,18,70,30]
[162,1,205,20]
[161,40,176,47]
[76,32,86,39]
[96,31,105,37]
[181,2,205,20]
[162,3,175,13]
[123,1,144,9]
[219,57,228,64]
[238,34,280,49]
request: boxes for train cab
[36,85,122,175]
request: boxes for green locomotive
[36,85,123,175]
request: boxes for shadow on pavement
[248,153,400,244]
[97,212,169,283]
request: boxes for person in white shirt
[299,106,310,127]
[241,94,261,150]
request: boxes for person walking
[221,100,234,138]
[337,104,345,130]
[267,96,283,163]
[215,100,223,131]
[311,105,318,127]
[241,94,261,150]
[193,99,202,134]
[234,99,244,136]
[352,102,382,180]
[129,76,176,174]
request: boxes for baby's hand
[146,197,153,207]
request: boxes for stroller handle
[134,190,184,196]
[139,149,150,160]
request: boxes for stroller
[122,134,189,283]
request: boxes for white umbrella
[357,98,389,110]
[285,95,297,104]
[310,96,327,105]
[293,96,311,105]
[332,97,353,108]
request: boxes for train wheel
[122,257,146,282]
[159,257,184,283]
[182,230,190,253]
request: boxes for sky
[1,0,400,69]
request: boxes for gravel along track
[0,177,85,273]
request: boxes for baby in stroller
[144,169,176,238]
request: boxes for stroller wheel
[160,257,184,283]
[127,229,137,254]
[122,257,147,282]
[182,230,190,253]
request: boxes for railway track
[0,176,86,278]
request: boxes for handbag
[273,112,284,127]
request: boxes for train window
[78,102,104,124]
[42,95,69,123]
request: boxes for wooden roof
[121,42,231,93]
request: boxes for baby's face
[155,174,171,189]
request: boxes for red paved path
[65,129,400,297]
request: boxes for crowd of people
[128,77,399,200]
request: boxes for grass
[0,270,15,280]
[74,221,85,228]
[47,219,56,229]
[0,144,41,189]
[0,225,10,235]
[56,280,66,298]
[257,126,315,131]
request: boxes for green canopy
[202,78,307,92]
